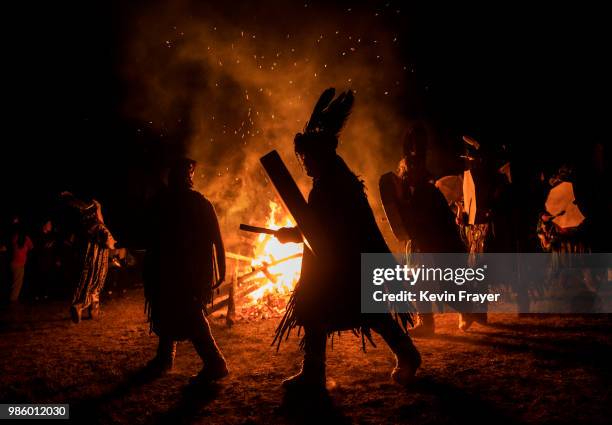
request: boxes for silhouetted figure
[457,136,513,329]
[8,217,33,303]
[537,165,587,253]
[143,158,228,383]
[390,126,465,336]
[274,88,420,392]
[538,143,612,253]
[460,136,514,253]
[62,193,116,323]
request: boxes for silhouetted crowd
[0,87,610,392]
[0,196,138,310]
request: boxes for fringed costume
[276,88,420,390]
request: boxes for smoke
[120,0,414,251]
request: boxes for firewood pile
[208,252,302,324]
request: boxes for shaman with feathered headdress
[274,88,418,388]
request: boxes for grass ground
[1,289,611,424]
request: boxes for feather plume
[304,88,354,137]
[323,90,354,137]
[305,87,335,133]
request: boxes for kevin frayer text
[372,290,501,304]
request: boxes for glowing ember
[247,201,302,302]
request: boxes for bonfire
[209,201,303,322]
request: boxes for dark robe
[466,160,516,253]
[144,187,223,341]
[398,178,464,253]
[275,156,411,345]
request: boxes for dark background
[2,0,608,243]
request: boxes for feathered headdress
[294,88,354,154]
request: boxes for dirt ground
[1,289,611,425]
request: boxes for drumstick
[239,224,278,235]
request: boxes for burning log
[226,271,237,327]
[236,252,301,283]
[209,200,304,322]
[207,252,303,315]
[226,252,255,263]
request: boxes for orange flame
[247,201,302,302]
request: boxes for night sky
[2,1,608,245]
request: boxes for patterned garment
[71,223,113,310]
[537,217,589,254]
[464,223,490,255]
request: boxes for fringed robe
[275,156,412,348]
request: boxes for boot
[88,302,100,320]
[390,341,421,386]
[408,313,435,337]
[70,305,82,324]
[459,312,488,331]
[283,328,326,392]
[282,359,326,391]
[191,331,229,384]
[371,317,422,385]
[190,357,229,384]
[147,338,176,375]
